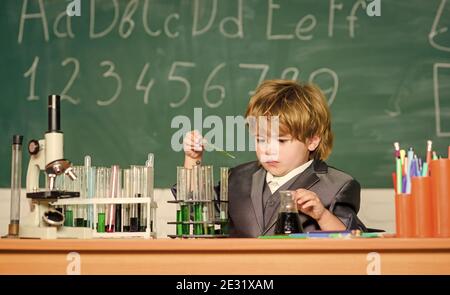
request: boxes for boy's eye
[278,139,290,143]
[256,138,266,143]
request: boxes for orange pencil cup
[395,193,416,238]
[411,177,434,237]
[430,159,450,238]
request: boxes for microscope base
[19,225,57,239]
[19,225,93,239]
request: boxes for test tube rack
[52,197,157,239]
[167,165,229,238]
[48,154,157,239]
[167,199,229,238]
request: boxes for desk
[1,238,449,274]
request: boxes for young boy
[180,80,366,237]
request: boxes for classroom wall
[0,188,395,237]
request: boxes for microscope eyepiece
[48,95,61,132]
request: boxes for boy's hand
[292,189,326,221]
[183,130,204,160]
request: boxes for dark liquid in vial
[75,218,84,227]
[130,217,139,232]
[274,212,303,234]
[115,204,122,232]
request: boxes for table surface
[1,238,450,274]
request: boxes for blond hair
[245,80,333,160]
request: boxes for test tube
[80,165,87,227]
[207,202,216,235]
[8,135,23,237]
[204,166,215,235]
[85,156,94,228]
[176,167,183,236]
[177,166,190,236]
[63,172,74,227]
[130,165,142,232]
[176,203,183,236]
[95,167,108,232]
[146,154,154,203]
[107,165,120,232]
[123,169,131,232]
[220,167,229,234]
[140,167,147,232]
[74,166,85,227]
[114,168,122,233]
[146,155,154,232]
[192,165,203,235]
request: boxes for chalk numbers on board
[60,57,80,105]
[97,61,122,106]
[23,57,338,107]
[23,56,39,101]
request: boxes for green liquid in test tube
[64,208,73,227]
[193,203,203,235]
[208,224,215,235]
[181,204,190,235]
[220,221,228,235]
[176,208,183,236]
[97,212,105,232]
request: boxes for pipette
[202,139,236,159]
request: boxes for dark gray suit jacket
[226,160,367,237]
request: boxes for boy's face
[255,131,319,177]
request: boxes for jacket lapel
[250,167,266,233]
[262,163,320,235]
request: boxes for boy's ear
[307,136,321,151]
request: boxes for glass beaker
[274,191,303,234]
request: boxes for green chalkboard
[1,0,449,188]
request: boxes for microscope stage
[26,190,80,200]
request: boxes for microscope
[20,95,90,239]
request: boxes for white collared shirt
[265,160,313,194]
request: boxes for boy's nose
[264,140,280,156]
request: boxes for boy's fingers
[294,193,313,204]
[294,190,311,200]
[184,138,202,152]
[184,131,202,143]
[191,130,203,143]
[183,135,193,145]
[183,145,194,153]
[295,189,308,195]
[301,200,315,209]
